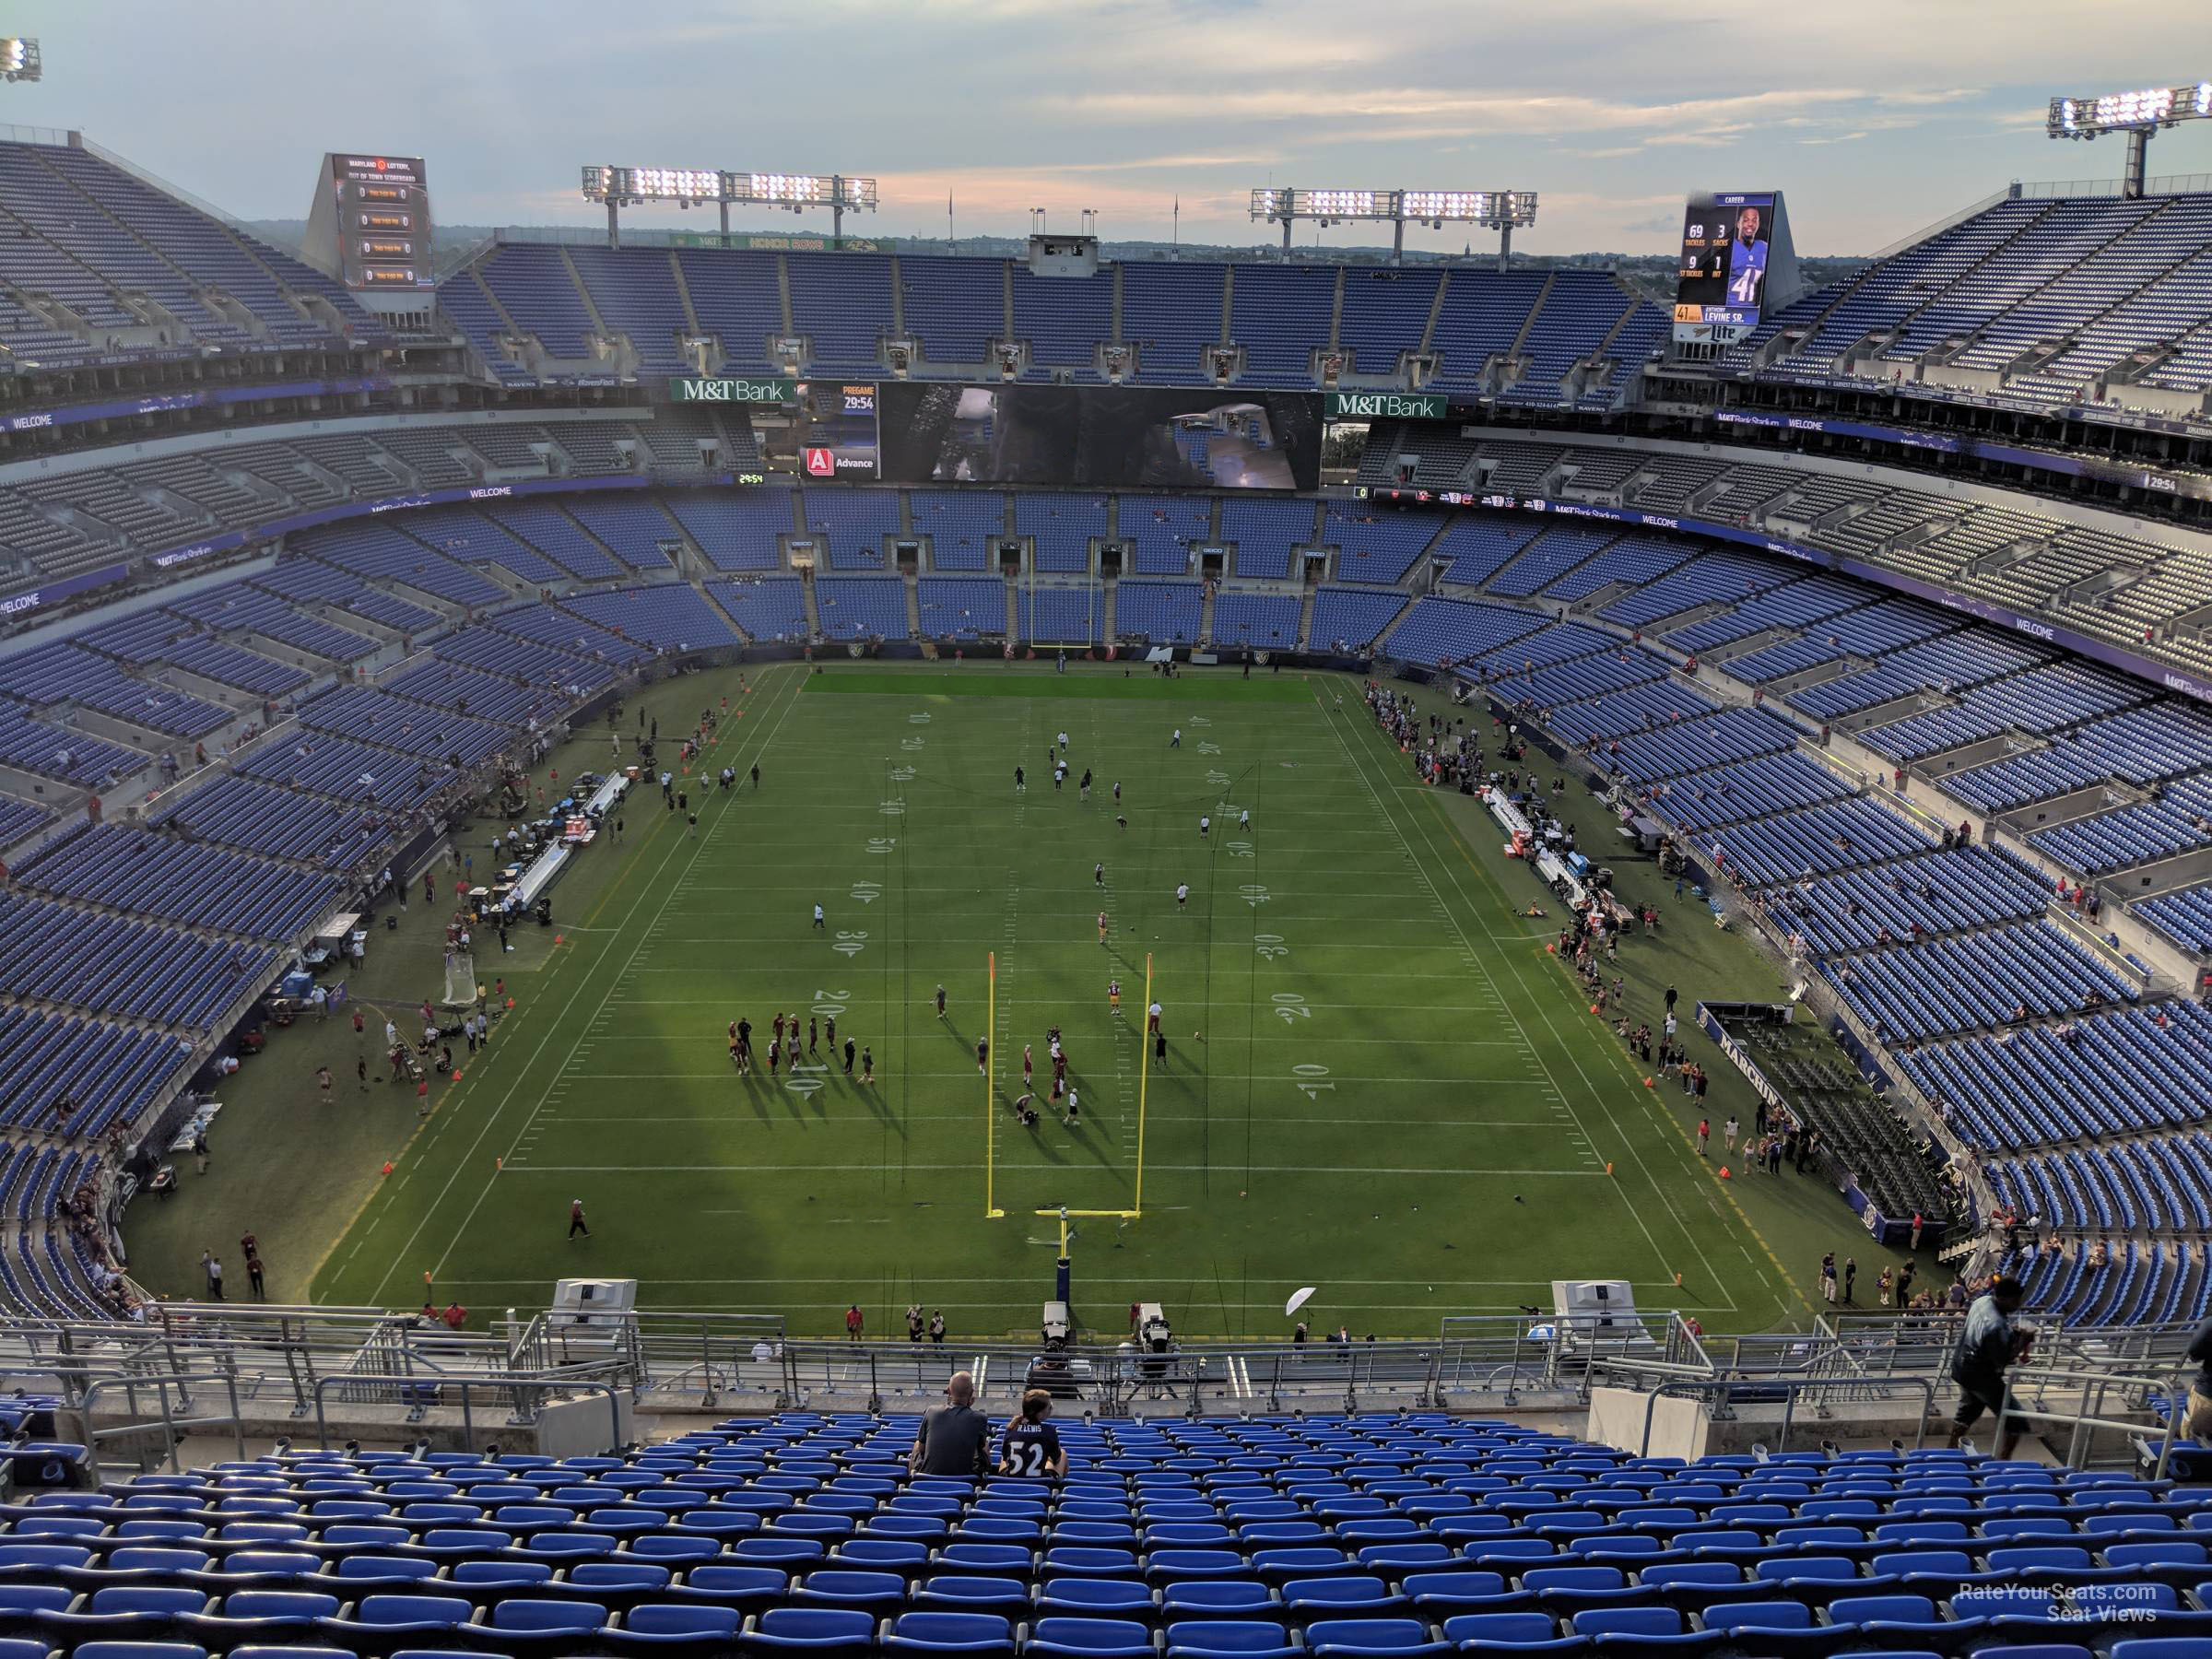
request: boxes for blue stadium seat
[790,1570,906,1615]
[1028,1616,1158,1659]
[1439,1610,1585,1653]
[477,1595,611,1656]
[1283,1576,1404,1619]
[1307,1618,1450,1658]
[1164,1619,1300,1659]
[1159,1582,1275,1619]
[743,1606,877,1653]
[608,1602,743,1650]
[912,1577,1028,1616]
[882,1610,1017,1656]
[345,1594,477,1638]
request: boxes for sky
[7,1,2212,256]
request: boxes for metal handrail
[1637,1371,1939,1457]
[6,1300,2196,1454]
[79,1370,246,1477]
[312,1371,625,1457]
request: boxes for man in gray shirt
[1946,1276,2031,1459]
[910,1370,992,1477]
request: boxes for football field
[312,662,1796,1338]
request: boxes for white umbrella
[1285,1287,1317,1318]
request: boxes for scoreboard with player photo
[1675,192,1774,333]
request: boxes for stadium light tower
[2047,83,2212,198]
[580,166,879,248]
[0,38,41,82]
[1249,187,1536,266]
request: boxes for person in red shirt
[442,1300,468,1330]
[845,1304,865,1342]
[1696,1118,1711,1156]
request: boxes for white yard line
[512,1162,1606,1176]
[1315,692,1690,1286]
[1322,694,1740,1301]
[363,671,809,1303]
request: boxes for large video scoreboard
[875,384,1321,490]
[752,382,881,480]
[1675,192,1772,334]
[303,154,436,292]
[1671,190,1799,347]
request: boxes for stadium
[0,13,2210,1652]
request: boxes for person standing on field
[569,1198,590,1239]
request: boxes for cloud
[1047,154,1286,174]
[11,0,2212,255]
[1042,83,1984,153]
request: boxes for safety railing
[80,1370,247,1478]
[2005,1358,2194,1476]
[0,1304,630,1420]
[312,1371,627,1458]
[750,1323,1721,1418]
[2016,173,2212,200]
[6,1300,2198,1461]
[624,1314,791,1406]
[1635,1372,1940,1457]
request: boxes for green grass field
[280,660,1829,1340]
